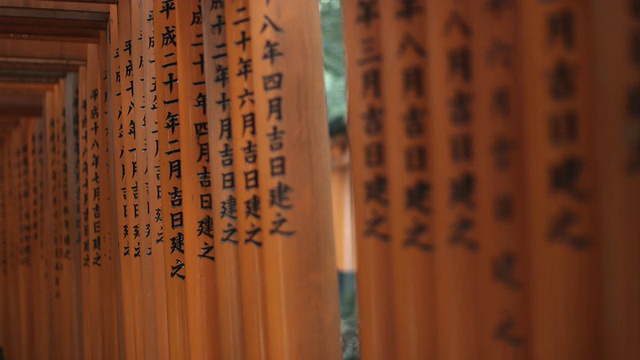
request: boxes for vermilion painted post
[378,1,437,358]
[0,133,6,359]
[342,1,395,358]
[109,4,138,358]
[78,63,93,360]
[88,43,107,360]
[119,1,149,357]
[98,28,121,359]
[142,1,171,358]
[175,1,222,358]
[17,120,32,360]
[470,1,530,357]
[594,1,640,358]
[427,1,482,358]
[151,0,191,357]
[31,112,50,360]
[250,2,342,358]
[221,1,268,358]
[520,2,602,358]
[130,1,160,358]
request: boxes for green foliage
[321,0,347,125]
[339,273,360,359]
[341,308,360,360]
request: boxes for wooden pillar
[43,89,58,359]
[217,0,268,358]
[470,1,530,357]
[108,6,130,359]
[12,125,22,360]
[124,0,148,356]
[143,1,171,358]
[109,4,138,359]
[17,120,32,360]
[219,1,261,357]
[218,0,258,356]
[22,118,37,360]
[88,43,108,360]
[520,1,602,358]
[50,81,65,359]
[12,130,22,360]
[27,116,46,358]
[0,139,7,360]
[0,135,4,359]
[428,1,482,358]
[152,0,191,357]
[32,116,44,356]
[64,70,83,360]
[15,127,25,360]
[593,0,640,358]
[27,117,39,358]
[27,117,38,357]
[6,129,21,360]
[378,1,437,358]
[15,121,25,360]
[342,1,394,358]
[98,27,121,359]
[32,112,51,360]
[30,116,42,356]
[58,79,69,359]
[52,82,64,360]
[78,64,93,360]
[0,133,6,360]
[175,1,222,358]
[57,82,66,359]
[119,0,149,357]
[53,75,83,360]
[249,2,342,358]
[3,134,12,360]
[130,0,160,357]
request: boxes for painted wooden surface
[0,2,638,359]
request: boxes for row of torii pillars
[0,1,639,360]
